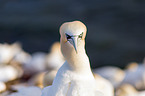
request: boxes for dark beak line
[71,37,78,54]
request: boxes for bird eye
[78,32,83,38]
[66,34,71,40]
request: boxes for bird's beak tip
[73,43,78,54]
[75,49,78,54]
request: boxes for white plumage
[43,70,57,87]
[116,84,145,96]
[93,66,125,88]
[121,62,145,90]
[0,65,23,82]
[24,52,47,74]
[0,42,22,64]
[8,86,42,96]
[46,42,65,70]
[42,21,103,96]
[94,74,114,96]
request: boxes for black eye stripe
[66,34,71,39]
[66,32,83,39]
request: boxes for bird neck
[61,40,92,72]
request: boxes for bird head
[59,21,87,53]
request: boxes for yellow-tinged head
[59,21,87,53]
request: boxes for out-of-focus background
[0,0,145,68]
[1,1,145,96]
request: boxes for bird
[93,73,114,96]
[11,49,31,66]
[28,42,65,88]
[8,86,42,96]
[0,42,22,64]
[43,42,65,87]
[0,65,23,82]
[93,66,125,88]
[43,70,57,87]
[45,42,65,70]
[41,21,103,96]
[23,52,47,75]
[44,41,114,96]
[121,61,145,90]
[28,72,46,88]
[115,84,145,96]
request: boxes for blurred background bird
[115,84,145,96]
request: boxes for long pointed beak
[71,37,78,53]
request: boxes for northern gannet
[8,86,42,96]
[0,42,22,64]
[42,21,103,96]
[94,74,114,96]
[44,42,114,96]
[24,52,47,74]
[93,66,125,88]
[28,72,46,88]
[43,70,57,87]
[121,61,145,90]
[46,42,65,70]
[115,84,145,96]
[28,42,65,88]
[0,65,23,82]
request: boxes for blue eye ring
[66,33,71,39]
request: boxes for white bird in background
[27,42,65,88]
[93,66,125,88]
[115,84,145,96]
[12,49,31,66]
[23,52,47,74]
[93,74,114,96]
[28,72,46,88]
[1,42,32,66]
[121,61,145,90]
[0,65,23,82]
[8,86,42,96]
[0,42,22,64]
[46,42,65,70]
[43,70,57,87]
[42,21,103,96]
